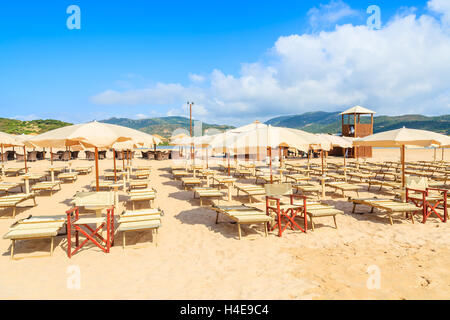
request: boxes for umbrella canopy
[354,127,450,148]
[316,134,353,148]
[0,132,24,147]
[354,127,450,187]
[26,121,147,148]
[28,121,160,191]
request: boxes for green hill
[101,116,234,138]
[0,118,72,135]
[265,112,450,135]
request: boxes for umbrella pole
[442,147,445,162]
[401,145,406,189]
[269,147,273,183]
[95,147,100,192]
[50,147,53,165]
[279,147,282,168]
[344,148,347,182]
[206,148,208,169]
[434,148,436,162]
[1,144,4,178]
[321,150,325,199]
[113,148,117,182]
[227,152,231,176]
[24,146,28,173]
[122,151,125,170]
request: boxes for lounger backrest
[265,183,292,197]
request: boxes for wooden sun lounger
[74,166,92,175]
[285,174,310,183]
[255,175,281,184]
[0,182,23,194]
[4,167,24,177]
[292,183,321,199]
[127,188,157,210]
[90,180,114,190]
[366,179,401,191]
[212,205,272,240]
[349,197,420,225]
[4,216,66,259]
[117,208,162,249]
[58,172,78,183]
[0,193,37,218]
[289,200,343,231]
[235,184,266,203]
[234,168,253,178]
[134,170,151,179]
[193,187,224,206]
[172,170,190,180]
[181,177,203,190]
[327,182,361,197]
[128,179,150,191]
[31,181,62,195]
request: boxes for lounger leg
[311,217,315,231]
[12,207,16,219]
[123,232,126,249]
[50,237,54,256]
[264,222,268,237]
[388,214,393,225]
[155,228,158,247]
[10,240,14,260]
[237,224,242,240]
[215,212,219,224]
[333,215,338,229]
[352,203,356,213]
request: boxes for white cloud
[91,1,450,125]
[189,73,206,83]
[428,0,450,26]
[308,0,360,30]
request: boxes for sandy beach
[0,147,449,300]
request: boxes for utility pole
[187,101,194,162]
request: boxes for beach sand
[0,148,449,299]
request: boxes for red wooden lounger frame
[406,187,448,224]
[265,194,307,237]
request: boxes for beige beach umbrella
[0,132,26,174]
[28,121,158,191]
[354,127,450,187]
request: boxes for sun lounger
[212,205,272,240]
[285,174,310,183]
[235,184,266,203]
[3,215,66,259]
[234,168,253,178]
[74,166,92,175]
[255,175,281,184]
[117,208,163,248]
[5,167,24,177]
[134,166,152,172]
[128,179,150,191]
[366,179,401,192]
[349,197,420,225]
[288,198,343,231]
[134,170,151,179]
[327,182,361,197]
[0,193,37,218]
[31,181,62,195]
[90,180,114,190]
[104,171,124,180]
[181,177,203,190]
[172,170,190,180]
[292,183,321,199]
[58,172,78,183]
[193,187,224,206]
[346,171,376,182]
[0,182,23,194]
[127,188,157,210]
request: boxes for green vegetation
[0,118,72,135]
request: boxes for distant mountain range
[1,112,449,138]
[266,112,450,135]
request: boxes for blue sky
[0,0,448,125]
